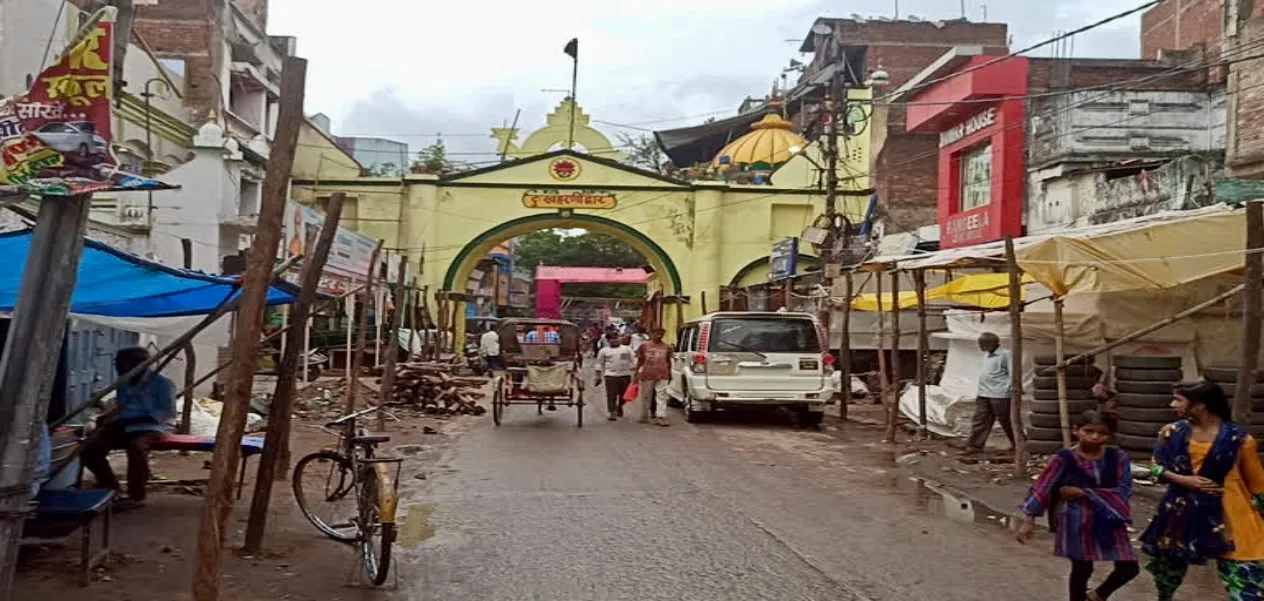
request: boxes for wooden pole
[242,192,344,554]
[885,271,901,443]
[0,194,92,595]
[180,242,196,434]
[1004,236,1028,478]
[175,286,364,402]
[1235,200,1263,425]
[346,242,384,413]
[1041,283,1248,375]
[914,269,929,438]
[876,271,889,430]
[1053,297,1073,448]
[193,55,306,601]
[377,260,408,432]
[344,294,354,379]
[839,271,853,421]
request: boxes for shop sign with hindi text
[0,8,172,196]
[522,189,617,210]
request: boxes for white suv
[666,312,834,426]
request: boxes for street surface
[391,367,1218,601]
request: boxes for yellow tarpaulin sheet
[852,273,1035,311]
[1017,209,1247,295]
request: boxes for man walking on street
[480,324,503,373]
[636,328,673,427]
[594,333,637,421]
[964,332,1015,455]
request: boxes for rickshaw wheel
[492,378,504,426]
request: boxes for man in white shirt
[593,334,637,421]
[964,332,1015,455]
[479,326,502,372]
[629,327,648,352]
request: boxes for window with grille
[959,143,993,211]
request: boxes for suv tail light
[823,353,836,367]
[691,353,707,373]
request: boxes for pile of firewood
[365,362,488,416]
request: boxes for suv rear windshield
[708,318,821,353]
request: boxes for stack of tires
[1200,366,1264,440]
[1027,355,1101,455]
[1113,356,1183,461]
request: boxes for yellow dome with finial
[712,113,807,169]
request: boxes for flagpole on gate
[564,38,579,149]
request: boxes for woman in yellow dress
[1141,379,1264,601]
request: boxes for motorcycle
[464,344,487,376]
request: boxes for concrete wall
[1028,89,1225,169]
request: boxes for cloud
[269,0,1151,159]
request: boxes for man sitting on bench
[81,347,176,509]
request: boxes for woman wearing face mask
[1141,379,1264,601]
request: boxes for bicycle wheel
[357,465,394,585]
[292,451,359,541]
[492,379,504,426]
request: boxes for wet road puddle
[893,475,1019,530]
[397,503,437,548]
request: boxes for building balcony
[90,197,151,232]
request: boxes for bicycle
[292,405,402,585]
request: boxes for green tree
[411,140,453,174]
[617,133,667,174]
[513,229,646,299]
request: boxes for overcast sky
[268,0,1150,164]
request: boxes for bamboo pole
[243,192,344,553]
[885,271,900,443]
[194,56,306,601]
[344,294,354,379]
[378,260,407,432]
[346,242,384,413]
[1236,200,1263,425]
[1004,236,1028,478]
[1053,297,1073,448]
[1042,283,1248,375]
[839,271,853,422]
[914,269,929,438]
[174,286,365,401]
[876,271,889,431]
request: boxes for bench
[152,434,266,499]
[23,489,116,586]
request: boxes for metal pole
[243,192,344,553]
[344,294,354,379]
[0,194,92,596]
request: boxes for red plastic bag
[622,382,640,404]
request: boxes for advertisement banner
[0,8,171,196]
[284,201,384,295]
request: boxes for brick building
[901,50,1216,246]
[1140,0,1264,178]
[794,18,1009,235]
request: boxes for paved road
[390,372,1219,601]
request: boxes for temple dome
[711,113,807,169]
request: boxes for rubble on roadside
[294,362,488,420]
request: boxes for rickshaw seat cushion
[525,364,569,393]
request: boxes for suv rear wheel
[683,387,706,423]
[797,411,824,429]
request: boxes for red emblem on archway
[548,157,581,181]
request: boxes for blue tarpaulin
[0,230,297,317]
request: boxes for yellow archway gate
[290,99,874,346]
